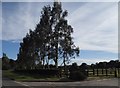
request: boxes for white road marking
[14,81,33,88]
[97,80,102,81]
[102,79,110,81]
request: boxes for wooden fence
[86,68,120,77]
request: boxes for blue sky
[1,1,118,65]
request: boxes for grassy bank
[2,70,62,81]
[2,70,75,82]
[3,70,116,82]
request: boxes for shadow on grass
[3,70,73,82]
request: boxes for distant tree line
[2,53,119,70]
[71,60,120,70]
[2,53,16,70]
[52,60,119,71]
[90,60,120,69]
[2,53,120,80]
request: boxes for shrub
[69,71,87,81]
[14,69,59,77]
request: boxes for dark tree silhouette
[2,53,16,70]
[69,62,78,72]
[17,1,79,70]
[2,53,10,70]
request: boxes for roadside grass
[87,76,116,81]
[3,69,119,82]
[2,70,61,82]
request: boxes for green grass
[3,69,119,82]
[2,70,74,82]
[2,70,60,81]
[87,76,115,81]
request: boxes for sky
[1,1,118,65]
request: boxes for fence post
[114,68,117,77]
[102,68,104,75]
[97,69,99,76]
[118,68,120,77]
[86,69,89,77]
[93,69,95,75]
[105,68,108,76]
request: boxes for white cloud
[67,2,118,53]
[2,2,47,41]
[2,2,118,54]
[2,0,119,2]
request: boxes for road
[2,78,120,88]
[2,78,29,88]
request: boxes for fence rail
[86,68,120,77]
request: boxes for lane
[22,78,119,86]
[79,78,119,86]
[2,77,119,88]
[2,78,30,88]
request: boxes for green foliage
[17,2,79,70]
[69,62,78,72]
[14,69,59,77]
[69,63,87,81]
[69,71,87,81]
[3,70,60,81]
[2,53,10,70]
[2,53,16,70]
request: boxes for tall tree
[17,1,79,69]
[50,2,79,68]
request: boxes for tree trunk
[55,59,58,69]
[102,68,104,75]
[63,56,66,71]
[42,57,45,69]
[105,68,108,76]
[47,58,50,69]
[55,40,58,69]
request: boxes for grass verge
[2,70,73,82]
[3,70,116,82]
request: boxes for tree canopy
[16,2,79,70]
[2,53,16,70]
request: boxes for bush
[14,69,59,77]
[69,71,87,81]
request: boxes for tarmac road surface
[2,78,29,88]
[2,77,120,88]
